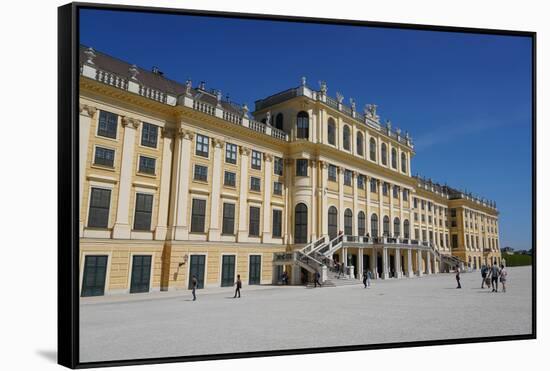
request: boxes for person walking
[337,261,343,279]
[314,271,322,288]
[489,262,500,292]
[362,270,368,288]
[234,274,242,298]
[480,265,488,288]
[191,275,198,301]
[499,264,508,293]
[455,268,461,289]
[367,269,372,288]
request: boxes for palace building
[78,45,502,296]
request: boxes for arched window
[294,203,308,243]
[371,214,378,237]
[343,125,351,150]
[327,118,336,145]
[358,211,366,236]
[369,138,377,161]
[275,113,283,130]
[391,148,397,169]
[381,143,387,165]
[383,216,390,237]
[344,209,353,235]
[356,132,364,156]
[401,152,407,173]
[404,220,410,239]
[296,111,309,139]
[393,217,400,237]
[328,206,338,239]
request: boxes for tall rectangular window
[193,164,208,181]
[328,165,337,181]
[414,198,418,208]
[250,177,261,192]
[222,203,235,235]
[138,156,156,175]
[452,234,458,249]
[88,188,111,228]
[403,189,409,201]
[273,181,283,195]
[225,143,237,164]
[195,134,209,157]
[251,150,262,170]
[393,186,399,198]
[272,209,282,237]
[97,110,118,139]
[382,182,389,196]
[344,169,352,186]
[141,122,158,148]
[249,206,260,236]
[357,175,365,189]
[224,171,236,187]
[450,208,457,217]
[94,147,115,167]
[190,199,206,233]
[296,159,308,176]
[134,193,153,230]
[274,157,283,175]
[370,178,377,193]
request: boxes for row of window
[464,234,499,250]
[88,188,153,230]
[193,164,284,195]
[93,146,157,175]
[98,110,159,148]
[413,198,447,216]
[413,212,448,227]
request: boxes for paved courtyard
[80,266,532,363]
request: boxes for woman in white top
[499,264,508,293]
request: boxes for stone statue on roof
[336,92,344,104]
[319,81,327,94]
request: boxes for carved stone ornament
[309,159,317,167]
[319,160,328,169]
[83,47,96,65]
[301,76,307,87]
[349,98,356,111]
[212,137,225,148]
[336,92,344,104]
[284,158,294,166]
[79,104,97,117]
[263,153,273,162]
[121,116,140,129]
[319,81,327,94]
[178,128,194,140]
[161,127,174,138]
[266,110,271,125]
[216,90,222,106]
[129,64,139,80]
[242,103,249,118]
[240,146,251,156]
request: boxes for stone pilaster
[338,166,345,232]
[310,159,317,241]
[208,138,225,241]
[112,116,140,239]
[154,128,174,240]
[172,129,194,240]
[319,161,328,237]
[79,104,96,237]
[237,146,251,242]
[262,153,273,243]
[407,248,414,278]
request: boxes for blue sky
[80,9,533,250]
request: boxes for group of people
[190,273,243,301]
[455,262,508,292]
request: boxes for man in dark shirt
[481,265,488,288]
[489,263,500,292]
[191,275,198,301]
[234,274,242,298]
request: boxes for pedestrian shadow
[224,296,240,299]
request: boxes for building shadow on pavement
[36,350,57,363]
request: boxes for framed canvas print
[58,2,536,368]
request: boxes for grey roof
[79,45,243,115]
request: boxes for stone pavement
[80,266,532,363]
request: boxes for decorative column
[433,252,438,274]
[283,158,293,244]
[173,129,194,240]
[112,116,140,239]
[154,128,174,240]
[310,159,317,242]
[352,171,359,236]
[208,138,225,241]
[399,187,404,239]
[416,249,423,277]
[378,179,383,237]
[365,175,371,237]
[320,161,328,237]
[371,247,378,279]
[237,147,250,242]
[79,104,96,237]
[262,153,273,243]
[382,247,389,279]
[395,248,402,278]
[407,248,414,278]
[389,184,394,237]
[358,248,364,279]
[426,251,432,274]
[338,166,345,232]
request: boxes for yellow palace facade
[78,46,501,296]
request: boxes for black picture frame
[58,2,537,369]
